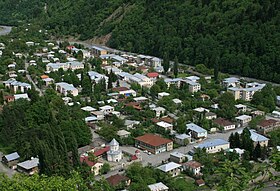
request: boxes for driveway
[0,152,17,178]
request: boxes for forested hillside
[0,89,92,176]
[1,0,280,82]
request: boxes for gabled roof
[258,119,279,128]
[135,134,172,147]
[157,162,181,172]
[186,123,207,133]
[17,158,39,170]
[195,139,229,149]
[106,174,129,187]
[147,72,159,78]
[184,160,202,169]
[213,118,234,127]
[94,146,110,157]
[148,182,169,191]
[3,152,20,162]
[79,156,97,167]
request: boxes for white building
[235,115,252,127]
[129,73,153,87]
[100,105,114,115]
[235,104,247,113]
[186,123,207,139]
[158,92,170,99]
[3,79,31,93]
[153,107,166,117]
[187,81,201,93]
[88,71,109,87]
[151,57,162,68]
[164,78,181,88]
[238,129,269,147]
[194,139,230,153]
[55,82,78,96]
[222,77,240,88]
[107,139,122,162]
[157,162,182,177]
[156,121,173,131]
[46,62,84,72]
[14,93,30,101]
[228,83,265,101]
[183,160,202,176]
[148,182,169,191]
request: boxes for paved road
[121,127,244,167]
[0,152,17,178]
[0,26,12,36]
[24,62,43,96]
[65,39,280,86]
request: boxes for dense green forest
[0,89,92,176]
[1,0,280,82]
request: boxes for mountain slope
[1,0,280,82]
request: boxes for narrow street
[24,62,43,96]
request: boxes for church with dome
[107,139,122,162]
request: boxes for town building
[205,112,217,120]
[17,157,39,175]
[187,81,201,93]
[156,121,173,131]
[106,174,131,187]
[194,139,230,153]
[14,93,30,101]
[158,92,170,99]
[235,115,252,127]
[88,71,109,87]
[92,46,107,56]
[238,129,269,147]
[228,83,265,101]
[222,77,240,88]
[153,107,166,117]
[174,133,191,146]
[148,182,169,191]
[251,110,265,117]
[213,118,236,131]
[186,123,207,140]
[99,105,114,115]
[117,130,131,138]
[46,61,84,72]
[235,104,247,113]
[3,79,31,93]
[135,134,173,154]
[151,57,162,67]
[55,82,78,96]
[183,160,202,176]
[277,96,280,106]
[172,98,182,105]
[147,72,159,80]
[170,152,186,163]
[91,111,105,121]
[2,152,20,169]
[107,139,122,162]
[80,155,103,176]
[164,78,181,88]
[124,120,140,129]
[157,162,182,177]
[257,119,280,134]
